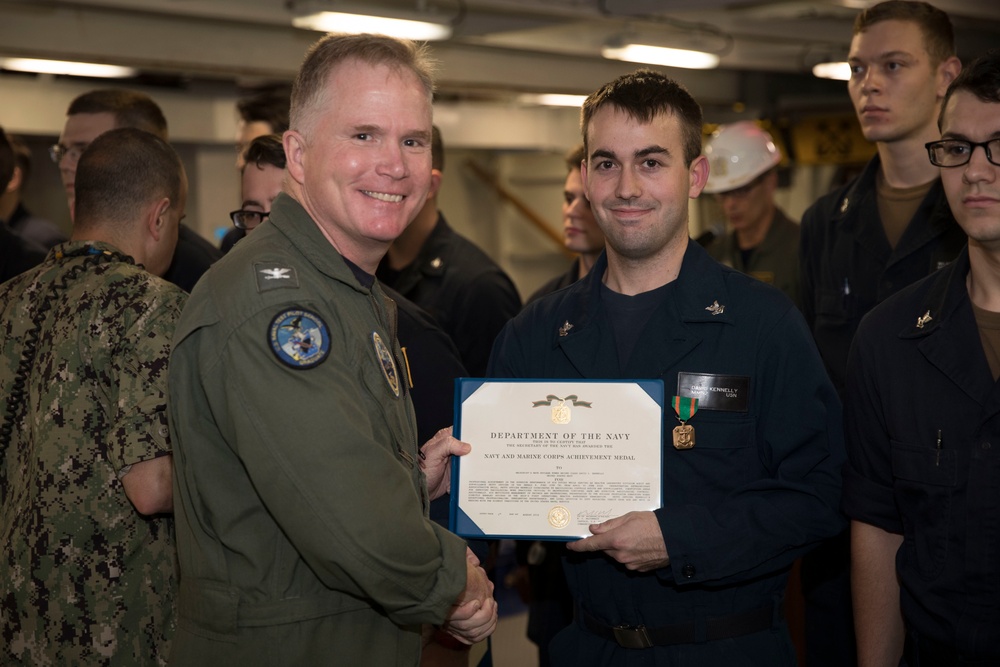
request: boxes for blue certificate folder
[450,378,664,541]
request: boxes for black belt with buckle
[577,602,779,649]
[904,632,1000,667]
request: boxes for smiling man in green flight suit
[166,33,497,666]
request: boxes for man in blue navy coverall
[488,69,846,667]
[843,50,1000,667]
[798,6,965,665]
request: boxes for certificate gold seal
[548,506,570,529]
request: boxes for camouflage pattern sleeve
[108,285,187,472]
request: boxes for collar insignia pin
[705,300,725,316]
[916,310,933,329]
[558,320,574,337]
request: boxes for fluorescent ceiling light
[518,93,588,108]
[812,61,851,81]
[602,43,719,70]
[0,57,137,79]
[292,10,452,41]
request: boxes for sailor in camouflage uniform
[0,128,188,665]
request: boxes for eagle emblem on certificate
[531,394,592,424]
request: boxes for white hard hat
[703,121,782,194]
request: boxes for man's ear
[146,197,171,242]
[6,165,23,194]
[688,155,710,199]
[428,169,443,198]
[936,56,962,98]
[284,130,307,185]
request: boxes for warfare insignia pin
[916,310,933,329]
[372,332,401,397]
[268,309,330,369]
[705,300,725,315]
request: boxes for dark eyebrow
[941,131,1000,141]
[590,149,616,162]
[636,145,669,159]
[590,146,670,162]
[877,50,914,60]
[848,50,914,64]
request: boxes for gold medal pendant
[672,423,695,449]
[670,395,699,450]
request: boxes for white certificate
[451,379,663,540]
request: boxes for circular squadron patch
[372,331,400,397]
[268,309,330,369]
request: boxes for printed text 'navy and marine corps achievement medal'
[532,394,592,424]
[372,332,401,397]
[671,395,699,449]
[269,309,330,369]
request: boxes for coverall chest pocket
[666,413,756,504]
[816,289,856,327]
[358,345,416,470]
[890,440,957,579]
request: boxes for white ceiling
[1,0,997,118]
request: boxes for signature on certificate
[576,509,615,524]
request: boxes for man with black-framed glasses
[843,49,1000,666]
[230,133,285,236]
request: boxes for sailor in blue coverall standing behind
[843,50,1000,666]
[488,69,846,667]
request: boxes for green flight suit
[708,207,801,308]
[167,194,468,666]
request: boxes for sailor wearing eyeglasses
[842,50,1000,667]
[229,134,285,238]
